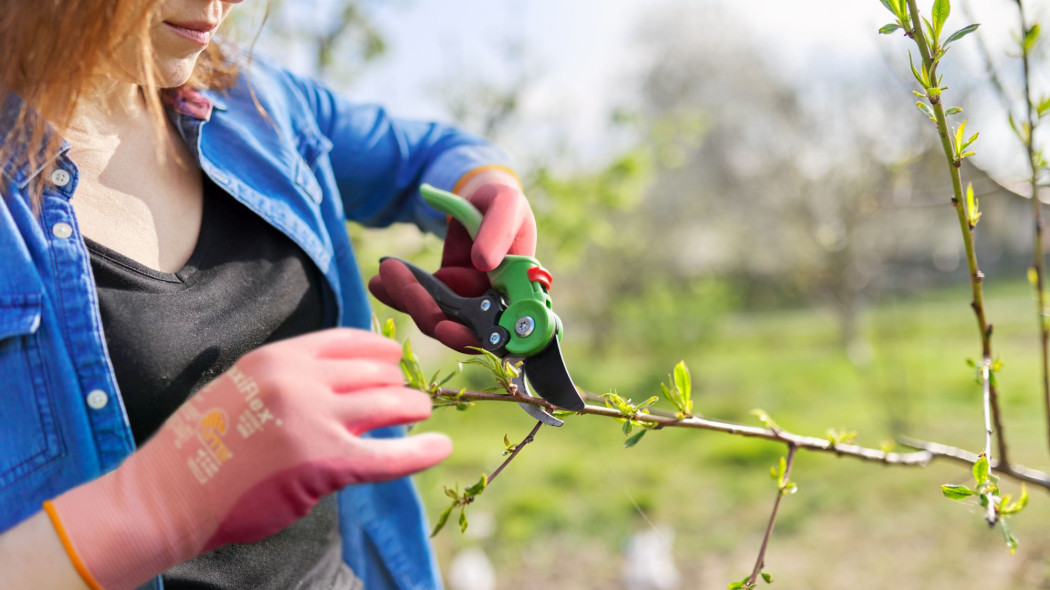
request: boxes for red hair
[0,0,243,202]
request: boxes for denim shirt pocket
[0,293,63,490]
[293,129,333,206]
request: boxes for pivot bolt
[480,299,492,312]
[515,316,535,338]
[489,331,502,346]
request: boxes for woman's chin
[155,60,200,89]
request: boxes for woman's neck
[67,78,150,142]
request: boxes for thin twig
[488,420,543,485]
[963,0,1050,456]
[980,362,999,524]
[899,436,1050,489]
[747,445,797,588]
[1016,0,1050,458]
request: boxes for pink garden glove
[369,182,537,352]
[44,328,451,590]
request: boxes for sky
[251,0,1048,180]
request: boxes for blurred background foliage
[228,1,1050,588]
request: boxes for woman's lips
[163,21,217,46]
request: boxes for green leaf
[945,106,963,116]
[673,361,692,407]
[1001,518,1018,554]
[916,101,936,121]
[1036,96,1050,118]
[1023,23,1041,52]
[965,183,981,227]
[624,430,647,448]
[908,52,929,88]
[879,23,902,34]
[459,507,469,533]
[973,454,990,484]
[1001,484,1029,515]
[878,0,896,15]
[941,484,975,500]
[751,408,780,431]
[954,119,967,151]
[728,575,754,590]
[923,17,938,49]
[431,503,454,537]
[659,382,673,405]
[761,572,773,584]
[944,23,980,46]
[381,318,396,339]
[932,0,950,40]
[465,474,488,496]
[1016,484,1029,511]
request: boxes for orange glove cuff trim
[43,501,106,590]
[450,165,521,195]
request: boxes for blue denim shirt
[0,56,514,590]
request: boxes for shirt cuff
[417,144,518,236]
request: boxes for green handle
[418,183,559,357]
[421,184,483,239]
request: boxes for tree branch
[433,388,1050,490]
[903,0,1011,468]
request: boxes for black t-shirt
[87,177,361,589]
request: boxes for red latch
[527,266,553,290]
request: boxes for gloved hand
[369,182,536,352]
[44,328,450,590]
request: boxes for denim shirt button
[50,169,71,187]
[52,223,74,239]
[86,389,109,410]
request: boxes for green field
[401,279,1050,589]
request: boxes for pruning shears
[382,183,585,426]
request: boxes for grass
[400,277,1050,589]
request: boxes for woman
[0,1,538,588]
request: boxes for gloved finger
[311,330,402,363]
[207,434,452,548]
[333,386,434,435]
[339,432,453,483]
[470,184,537,271]
[319,359,406,392]
[433,320,483,353]
[369,258,420,313]
[400,280,450,338]
[440,219,475,269]
[267,327,400,361]
[433,266,491,298]
[368,273,403,313]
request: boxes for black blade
[382,257,468,314]
[380,257,502,347]
[522,339,585,411]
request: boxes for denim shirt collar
[0,93,71,190]
[0,86,224,190]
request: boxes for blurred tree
[225,0,395,80]
[625,2,986,355]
